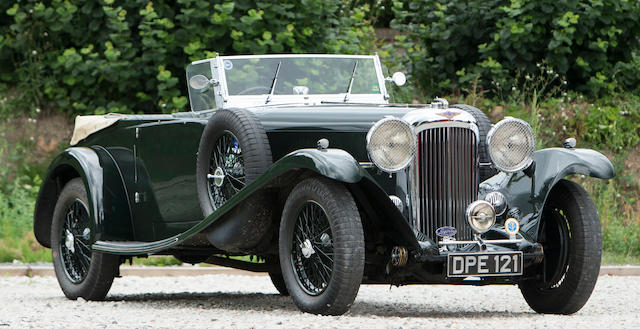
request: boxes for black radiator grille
[414,127,478,241]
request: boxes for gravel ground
[0,274,638,329]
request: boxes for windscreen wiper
[265,61,282,104]
[343,61,358,102]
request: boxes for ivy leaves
[0,0,374,115]
[395,0,640,96]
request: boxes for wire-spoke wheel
[196,109,273,251]
[279,177,364,315]
[519,179,602,314]
[291,201,334,296]
[59,199,92,283]
[196,108,272,218]
[207,131,246,209]
[51,178,120,301]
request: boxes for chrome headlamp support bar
[438,238,525,247]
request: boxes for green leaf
[6,4,18,16]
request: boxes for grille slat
[414,127,478,241]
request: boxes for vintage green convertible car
[34,54,614,315]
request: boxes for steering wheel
[237,86,271,95]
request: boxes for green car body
[34,54,614,315]
[34,104,613,267]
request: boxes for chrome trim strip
[359,161,375,168]
[412,121,479,137]
[438,239,524,246]
[221,54,379,60]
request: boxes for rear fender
[481,148,614,241]
[33,147,133,248]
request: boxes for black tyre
[451,104,497,181]
[279,177,365,315]
[268,271,289,296]
[196,108,272,215]
[519,179,602,314]
[51,178,120,300]
[265,256,289,296]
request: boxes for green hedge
[0,0,375,115]
[394,0,640,97]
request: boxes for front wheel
[279,177,365,315]
[51,178,120,300]
[519,179,602,314]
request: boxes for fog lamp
[466,200,496,234]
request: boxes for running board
[92,236,179,255]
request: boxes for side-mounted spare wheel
[519,179,602,314]
[196,108,273,252]
[279,177,365,315]
[51,178,120,300]
[451,104,498,182]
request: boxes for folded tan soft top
[70,115,122,145]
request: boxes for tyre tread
[51,178,119,301]
[279,177,364,315]
[519,179,601,314]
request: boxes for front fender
[481,147,614,241]
[272,149,420,250]
[271,148,366,183]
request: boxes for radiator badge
[436,110,460,119]
[435,226,457,237]
[505,218,520,236]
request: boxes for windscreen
[223,57,381,96]
[186,61,217,111]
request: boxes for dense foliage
[0,0,375,115]
[0,1,638,263]
[394,0,640,97]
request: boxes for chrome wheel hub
[81,228,91,241]
[210,167,225,187]
[64,229,75,253]
[320,233,332,247]
[300,238,315,258]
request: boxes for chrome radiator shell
[407,120,480,242]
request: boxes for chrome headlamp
[485,191,507,216]
[466,200,496,233]
[487,117,535,172]
[366,117,416,173]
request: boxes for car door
[135,119,206,239]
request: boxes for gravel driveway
[1,273,638,328]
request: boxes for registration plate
[447,251,523,277]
